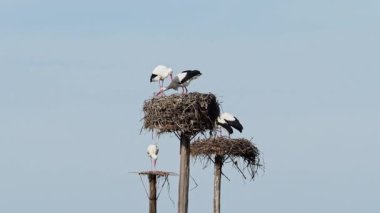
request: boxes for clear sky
[1,0,379,212]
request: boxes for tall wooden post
[214,155,223,213]
[148,174,157,213]
[178,133,191,213]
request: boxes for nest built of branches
[137,171,178,177]
[143,92,220,135]
[191,136,262,180]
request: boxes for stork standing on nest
[147,144,159,170]
[216,112,243,137]
[150,65,173,90]
[156,70,202,96]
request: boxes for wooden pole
[148,174,157,213]
[178,133,191,213]
[214,155,223,213]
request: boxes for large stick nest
[191,136,263,180]
[143,92,220,135]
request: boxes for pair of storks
[150,65,202,96]
[149,65,243,136]
[147,65,243,169]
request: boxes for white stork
[216,112,243,137]
[156,70,202,96]
[150,65,173,90]
[147,144,159,170]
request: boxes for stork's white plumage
[156,70,202,95]
[147,144,159,169]
[150,65,173,90]
[216,112,243,136]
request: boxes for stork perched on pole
[147,144,159,170]
[216,112,243,137]
[156,70,202,96]
[150,65,173,90]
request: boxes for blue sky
[1,1,379,212]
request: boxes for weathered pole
[178,133,191,213]
[148,174,157,213]
[214,155,223,213]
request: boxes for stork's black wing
[226,117,243,133]
[217,122,234,134]
[179,70,202,84]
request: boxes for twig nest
[191,137,259,160]
[143,92,220,135]
[137,171,178,177]
[191,136,262,180]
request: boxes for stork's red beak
[153,159,157,168]
[169,73,173,80]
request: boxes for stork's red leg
[155,90,162,96]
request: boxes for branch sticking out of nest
[143,92,220,136]
[190,136,263,180]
